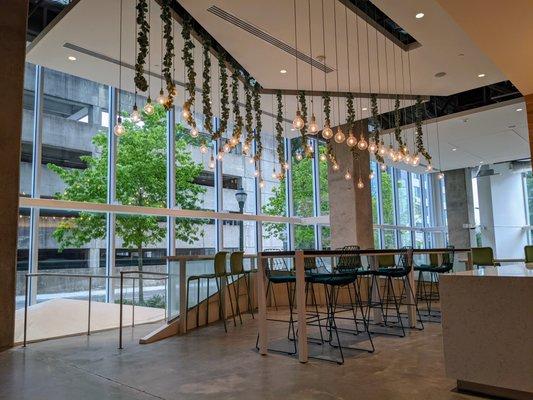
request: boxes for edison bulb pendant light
[217,152,224,161]
[308,114,319,134]
[208,155,215,169]
[426,164,434,172]
[113,116,125,136]
[368,140,377,153]
[346,132,357,147]
[271,169,277,179]
[223,143,231,153]
[248,156,255,164]
[259,179,265,189]
[334,127,346,144]
[190,127,199,138]
[295,152,303,161]
[387,145,395,159]
[131,105,141,123]
[283,162,289,171]
[412,154,420,166]
[319,153,327,162]
[230,136,238,146]
[344,170,352,180]
[357,178,365,189]
[200,143,208,154]
[322,124,334,140]
[404,153,412,164]
[156,89,167,105]
[378,141,387,156]
[437,172,445,180]
[242,142,250,153]
[380,163,387,172]
[369,171,375,179]
[293,110,304,130]
[144,98,154,115]
[332,162,340,171]
[182,105,191,120]
[357,134,368,151]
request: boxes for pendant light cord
[118,0,123,112]
[333,0,340,125]
[293,0,299,107]
[307,0,314,114]
[355,13,363,132]
[134,0,138,107]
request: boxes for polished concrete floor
[0,311,480,400]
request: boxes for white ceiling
[25,0,528,172]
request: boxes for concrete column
[328,141,373,249]
[444,168,476,248]
[0,0,29,351]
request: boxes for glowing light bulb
[378,143,386,156]
[308,114,319,134]
[426,164,433,172]
[230,137,238,146]
[357,178,364,189]
[322,124,334,139]
[412,155,420,166]
[271,169,277,179]
[333,127,345,143]
[392,153,398,162]
[404,153,412,164]
[223,143,231,153]
[253,169,260,177]
[259,179,265,189]
[200,143,208,154]
[437,172,445,180]
[387,146,395,159]
[182,106,191,120]
[293,110,304,130]
[357,135,368,151]
[380,163,387,172]
[346,132,357,147]
[190,127,199,138]
[243,143,250,153]
[248,156,255,164]
[283,162,289,171]
[295,152,303,161]
[217,152,224,161]
[319,153,327,162]
[208,155,215,169]
[344,170,352,180]
[113,117,125,136]
[143,98,154,115]
[332,163,340,171]
[131,105,141,123]
[368,140,377,153]
[369,171,375,179]
[156,89,167,105]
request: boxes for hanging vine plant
[275,91,285,177]
[134,0,149,93]
[370,94,384,163]
[243,79,254,152]
[201,39,213,135]
[161,0,175,109]
[213,55,229,140]
[415,96,431,163]
[297,91,311,158]
[394,95,406,152]
[252,81,263,161]
[346,93,355,132]
[181,19,196,126]
[230,69,243,144]
[322,92,331,127]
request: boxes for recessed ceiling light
[516,108,523,112]
[415,12,424,19]
[451,148,457,151]
[67,55,77,61]
[280,69,287,74]
[362,107,368,111]
[477,73,486,78]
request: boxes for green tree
[262,140,329,249]
[48,105,205,301]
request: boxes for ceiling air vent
[206,5,333,73]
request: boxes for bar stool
[415,246,455,319]
[472,247,500,268]
[186,251,237,332]
[228,251,254,324]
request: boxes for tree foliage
[48,104,206,252]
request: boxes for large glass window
[380,166,395,225]
[370,161,379,224]
[411,173,423,228]
[396,169,410,226]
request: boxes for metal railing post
[23,274,29,347]
[132,277,135,328]
[119,272,124,349]
[87,276,92,335]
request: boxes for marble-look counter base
[440,265,533,399]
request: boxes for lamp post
[235,187,248,251]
